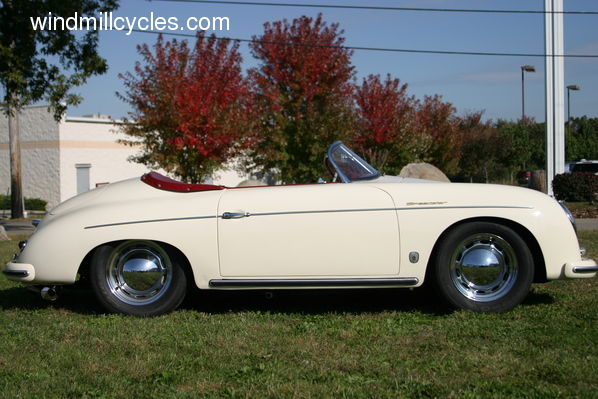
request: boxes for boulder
[237,179,268,187]
[0,225,10,241]
[399,163,451,182]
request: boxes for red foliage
[119,33,252,183]
[354,74,412,147]
[352,74,416,169]
[352,74,464,174]
[249,13,354,108]
[246,14,355,182]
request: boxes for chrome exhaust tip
[40,286,62,301]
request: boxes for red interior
[141,171,225,192]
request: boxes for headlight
[558,202,577,235]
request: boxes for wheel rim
[449,233,518,302]
[105,241,173,306]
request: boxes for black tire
[432,222,534,313]
[90,240,187,316]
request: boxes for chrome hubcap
[450,233,518,302]
[106,241,173,305]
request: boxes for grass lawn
[1,232,597,398]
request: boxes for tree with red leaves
[247,13,355,183]
[414,94,463,174]
[118,33,252,183]
[352,74,416,173]
[352,74,465,175]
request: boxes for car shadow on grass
[0,286,105,315]
[183,285,556,316]
[0,284,451,316]
[0,284,555,316]
[184,287,455,316]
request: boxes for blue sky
[36,0,598,123]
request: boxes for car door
[217,183,400,277]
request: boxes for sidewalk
[0,219,36,234]
[576,219,598,231]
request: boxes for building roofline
[65,116,126,124]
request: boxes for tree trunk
[8,99,24,219]
[529,170,547,194]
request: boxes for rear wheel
[90,240,187,316]
[433,222,534,313]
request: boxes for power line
[155,0,598,15]
[131,29,598,58]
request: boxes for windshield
[326,142,381,183]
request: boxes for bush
[0,195,48,211]
[552,172,598,202]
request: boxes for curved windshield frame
[326,142,381,183]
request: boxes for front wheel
[432,222,534,313]
[90,240,187,316]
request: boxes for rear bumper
[2,262,35,282]
[563,259,598,278]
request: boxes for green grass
[1,232,597,398]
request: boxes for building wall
[1,105,249,212]
[0,105,61,209]
[58,117,151,204]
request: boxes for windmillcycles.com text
[30,12,230,35]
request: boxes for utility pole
[545,0,565,196]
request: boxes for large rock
[0,225,10,241]
[399,163,451,182]
[237,179,268,187]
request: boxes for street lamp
[521,65,536,124]
[567,85,580,136]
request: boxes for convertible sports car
[4,142,597,316]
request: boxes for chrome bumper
[2,262,35,282]
[563,258,598,278]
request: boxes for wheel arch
[76,239,196,287]
[426,216,547,284]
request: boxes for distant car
[516,170,531,185]
[4,142,597,316]
[571,160,598,174]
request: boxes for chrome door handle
[222,212,250,219]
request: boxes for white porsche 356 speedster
[4,142,597,316]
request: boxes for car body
[4,142,597,316]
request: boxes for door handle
[222,212,250,219]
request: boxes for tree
[495,119,545,178]
[0,0,119,218]
[566,116,598,161]
[352,75,469,176]
[352,74,418,174]
[413,94,463,174]
[247,13,355,183]
[118,33,252,183]
[459,112,511,183]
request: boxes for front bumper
[563,258,598,279]
[2,262,35,282]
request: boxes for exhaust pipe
[27,285,62,301]
[38,286,62,301]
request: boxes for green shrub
[0,194,48,211]
[552,172,598,202]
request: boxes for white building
[0,105,246,211]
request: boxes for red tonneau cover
[141,171,226,192]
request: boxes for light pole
[521,65,536,124]
[566,85,580,136]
